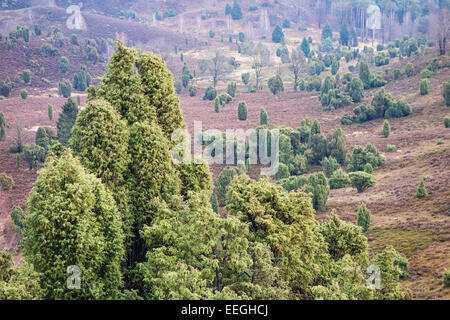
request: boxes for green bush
[443,81,450,106]
[268,75,284,95]
[227,82,237,97]
[443,270,450,288]
[348,143,386,172]
[214,166,243,206]
[219,93,232,105]
[214,97,220,113]
[40,43,59,56]
[272,25,284,43]
[20,89,28,99]
[0,77,13,97]
[22,69,32,83]
[394,253,409,279]
[387,144,396,151]
[21,144,46,170]
[48,104,53,120]
[375,53,390,66]
[356,203,371,232]
[203,86,217,100]
[416,180,427,198]
[59,56,70,73]
[382,120,390,138]
[189,85,197,97]
[349,171,376,193]
[231,0,243,20]
[58,80,72,98]
[260,108,268,126]
[238,101,247,120]
[393,69,401,80]
[275,163,290,180]
[0,172,14,190]
[420,68,434,79]
[404,62,414,77]
[321,156,340,177]
[444,117,450,128]
[420,79,429,95]
[329,168,350,189]
[72,66,91,91]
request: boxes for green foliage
[72,66,91,91]
[340,24,349,46]
[10,206,25,238]
[346,78,364,103]
[363,163,373,174]
[289,154,307,175]
[35,126,56,152]
[268,75,284,95]
[238,101,248,120]
[21,144,45,170]
[0,250,42,300]
[22,69,31,83]
[260,107,268,126]
[394,253,409,279]
[416,180,427,198]
[320,38,334,53]
[331,58,339,75]
[321,156,340,177]
[231,0,243,20]
[24,149,125,299]
[34,24,41,36]
[275,163,290,180]
[0,172,14,190]
[40,43,58,56]
[322,23,332,40]
[373,246,405,299]
[0,112,5,141]
[443,81,450,106]
[356,203,371,232]
[443,270,450,288]
[0,77,13,97]
[375,52,390,66]
[47,104,53,120]
[307,172,330,211]
[349,171,376,193]
[404,62,414,77]
[58,80,71,98]
[326,126,348,165]
[214,166,243,206]
[444,117,450,128]
[393,69,401,80]
[227,82,237,97]
[272,25,284,43]
[189,85,197,97]
[219,93,232,105]
[420,79,429,95]
[56,98,78,146]
[241,72,250,86]
[282,18,291,28]
[348,143,386,172]
[203,86,217,100]
[387,144,396,151]
[214,97,220,113]
[301,37,310,57]
[20,89,27,99]
[382,120,390,138]
[359,61,386,89]
[59,56,70,73]
[329,168,350,189]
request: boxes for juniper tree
[357,203,371,232]
[349,171,376,193]
[444,81,450,106]
[260,107,268,126]
[238,101,248,120]
[23,149,125,299]
[382,120,390,138]
[416,180,427,198]
[56,98,78,146]
[0,112,5,141]
[420,79,429,95]
[329,168,350,189]
[47,104,53,120]
[214,97,220,113]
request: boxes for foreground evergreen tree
[356,203,371,232]
[349,171,376,193]
[23,149,125,299]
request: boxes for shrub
[321,156,340,177]
[395,253,409,279]
[0,77,13,97]
[21,144,46,170]
[420,68,434,79]
[268,75,284,95]
[375,53,390,66]
[214,97,220,113]
[70,34,79,45]
[443,81,450,106]
[444,117,450,128]
[363,163,373,174]
[416,180,427,198]
[282,18,291,28]
[306,172,330,211]
[0,172,14,190]
[238,32,245,42]
[22,69,32,83]
[203,86,217,100]
[275,163,290,180]
[420,79,429,95]
[10,205,25,236]
[348,143,386,172]
[40,43,58,56]
[34,24,41,36]
[231,0,243,20]
[272,25,284,43]
[219,93,232,105]
[382,120,390,138]
[393,69,401,80]
[48,104,53,120]
[329,168,350,189]
[59,56,70,73]
[356,203,371,232]
[73,66,91,91]
[241,72,250,86]
[387,144,396,151]
[58,80,72,98]
[349,171,376,193]
[20,89,28,99]
[260,108,268,126]
[214,166,243,206]
[35,126,56,152]
[227,82,237,97]
[289,154,307,175]
[404,62,414,77]
[188,85,197,97]
[238,101,247,120]
[443,270,450,288]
